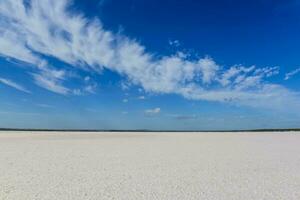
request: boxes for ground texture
[0,131,300,200]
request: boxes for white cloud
[84,76,91,82]
[198,57,219,84]
[285,68,300,80]
[72,89,84,96]
[32,73,69,95]
[218,65,279,90]
[138,96,146,100]
[84,84,97,94]
[122,99,129,103]
[0,78,30,93]
[120,81,132,91]
[29,60,71,94]
[169,39,180,47]
[0,0,299,110]
[0,30,39,64]
[145,108,161,115]
[69,83,97,96]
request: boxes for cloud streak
[0,0,299,110]
[285,68,300,80]
[32,73,69,95]
[145,108,161,116]
[0,78,30,93]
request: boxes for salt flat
[0,131,300,200]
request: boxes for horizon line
[1,128,300,132]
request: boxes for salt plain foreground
[0,131,300,200]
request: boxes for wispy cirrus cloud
[84,83,98,94]
[145,108,161,116]
[285,68,300,80]
[0,0,299,110]
[0,77,30,93]
[32,72,69,95]
[138,96,146,100]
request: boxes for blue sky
[0,0,300,130]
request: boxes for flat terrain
[0,131,300,200]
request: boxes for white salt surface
[0,131,300,200]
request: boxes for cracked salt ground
[0,132,300,200]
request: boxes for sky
[0,0,300,130]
